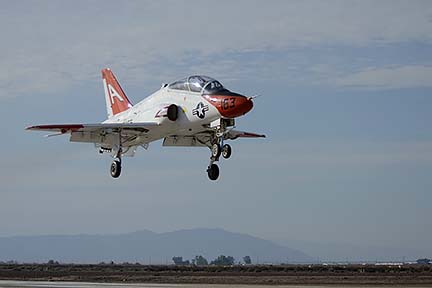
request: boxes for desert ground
[0,264,431,286]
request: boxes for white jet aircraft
[27,68,265,180]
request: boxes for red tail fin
[102,68,133,118]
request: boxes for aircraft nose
[203,94,254,118]
[236,95,254,116]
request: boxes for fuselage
[103,82,253,146]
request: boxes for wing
[163,129,265,147]
[225,129,266,140]
[26,122,159,134]
[26,122,159,148]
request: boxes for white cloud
[1,0,432,98]
[333,65,432,89]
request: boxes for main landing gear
[110,159,122,178]
[110,138,123,178]
[221,143,232,159]
[207,142,232,181]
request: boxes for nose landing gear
[206,140,232,181]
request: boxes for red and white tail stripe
[102,68,133,118]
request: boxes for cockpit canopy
[168,75,226,94]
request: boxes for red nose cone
[203,95,253,118]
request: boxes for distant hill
[278,238,429,263]
[0,228,311,264]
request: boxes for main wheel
[207,164,220,181]
[222,144,232,159]
[167,104,178,121]
[110,160,122,178]
[211,143,221,158]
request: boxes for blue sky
[1,0,432,261]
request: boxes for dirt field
[0,264,431,285]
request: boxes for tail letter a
[102,68,133,118]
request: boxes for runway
[0,282,196,288]
[0,281,431,288]
[0,282,310,288]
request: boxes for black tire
[222,144,232,159]
[211,143,221,158]
[207,164,219,181]
[167,104,178,121]
[110,160,121,178]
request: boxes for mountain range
[0,228,312,264]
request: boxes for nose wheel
[207,164,219,181]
